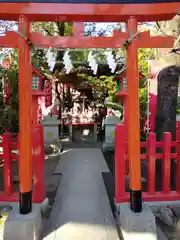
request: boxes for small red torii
[0,2,178,214]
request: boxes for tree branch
[44,28,53,36]
[56,22,65,36]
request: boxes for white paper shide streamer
[105,51,116,73]
[63,51,73,74]
[88,51,98,75]
[46,48,56,72]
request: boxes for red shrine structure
[0,0,179,215]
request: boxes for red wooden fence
[115,122,180,203]
[0,124,45,203]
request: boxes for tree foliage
[0,21,155,137]
[0,67,18,134]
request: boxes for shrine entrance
[0,2,178,215]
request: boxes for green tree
[0,21,154,136]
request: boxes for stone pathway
[43,148,120,240]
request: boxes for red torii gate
[0,2,178,214]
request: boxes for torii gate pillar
[18,16,33,214]
[126,18,142,212]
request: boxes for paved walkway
[43,148,120,240]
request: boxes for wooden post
[32,124,45,202]
[147,132,156,194]
[115,124,125,203]
[18,16,32,214]
[162,132,171,194]
[32,95,38,124]
[123,95,128,174]
[73,22,84,36]
[3,132,13,195]
[176,122,180,192]
[126,18,142,212]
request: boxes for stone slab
[148,200,180,214]
[156,226,168,240]
[3,204,42,240]
[119,203,157,240]
[148,201,180,240]
[43,148,119,240]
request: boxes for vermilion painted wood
[18,16,33,194]
[123,98,128,174]
[124,140,128,175]
[0,192,18,202]
[0,0,179,207]
[117,67,129,174]
[0,153,19,161]
[116,91,128,98]
[126,18,141,191]
[32,124,45,203]
[1,127,45,203]
[2,132,13,195]
[0,192,45,203]
[32,90,46,96]
[32,96,38,124]
[11,153,18,160]
[30,32,128,49]
[176,122,180,192]
[162,132,171,194]
[140,153,177,160]
[117,191,180,203]
[73,22,84,36]
[0,32,18,48]
[170,141,177,147]
[115,124,126,203]
[0,3,178,21]
[140,142,147,148]
[11,141,17,149]
[32,66,44,79]
[64,122,99,126]
[149,92,157,132]
[30,31,175,49]
[0,29,175,51]
[147,132,156,194]
[115,124,180,204]
[132,31,175,48]
[140,141,177,148]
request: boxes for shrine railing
[0,124,45,203]
[115,122,180,203]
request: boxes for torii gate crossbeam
[0,2,178,21]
